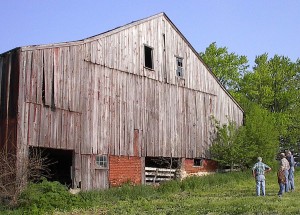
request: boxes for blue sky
[1,1,299,67]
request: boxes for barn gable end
[0,13,243,190]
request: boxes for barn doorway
[144,156,181,184]
[29,147,73,188]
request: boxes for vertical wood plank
[62,47,70,110]
[61,110,68,149]
[35,50,43,104]
[53,47,62,108]
[24,51,33,103]
[114,69,120,155]
[43,49,54,106]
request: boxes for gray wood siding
[13,13,244,190]
[18,48,82,150]
[17,14,243,158]
[84,16,217,95]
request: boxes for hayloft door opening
[29,147,73,188]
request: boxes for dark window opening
[145,156,180,169]
[144,45,153,69]
[176,57,183,77]
[193,158,203,167]
[29,147,73,188]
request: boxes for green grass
[2,169,300,214]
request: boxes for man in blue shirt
[252,157,272,196]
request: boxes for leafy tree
[210,103,279,170]
[241,102,279,166]
[210,119,242,171]
[201,43,300,167]
[241,54,299,113]
[200,42,249,91]
[240,54,300,150]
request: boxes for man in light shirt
[279,152,290,192]
[252,157,272,196]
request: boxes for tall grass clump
[107,183,157,200]
[156,179,181,194]
[179,171,249,192]
[80,182,157,203]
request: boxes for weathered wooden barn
[0,13,243,190]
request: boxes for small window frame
[176,56,184,77]
[95,154,108,169]
[193,158,203,167]
[144,45,154,70]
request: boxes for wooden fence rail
[145,167,177,184]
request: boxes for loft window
[95,155,108,168]
[144,45,153,69]
[193,158,203,167]
[176,57,183,77]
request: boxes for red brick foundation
[184,158,217,174]
[109,155,142,187]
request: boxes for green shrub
[18,179,81,214]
